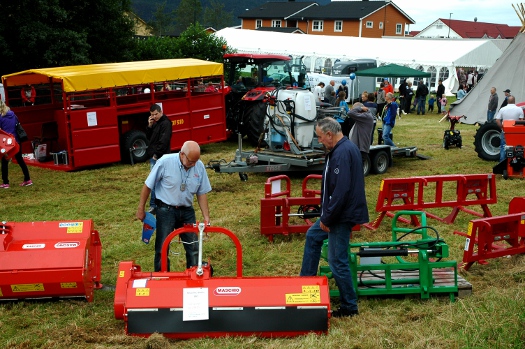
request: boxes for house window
[272,20,281,28]
[312,20,324,32]
[396,23,402,34]
[256,19,262,29]
[428,66,437,86]
[436,24,443,29]
[379,22,383,29]
[334,21,342,32]
[366,21,373,28]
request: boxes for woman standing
[0,100,32,188]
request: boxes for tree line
[0,0,231,77]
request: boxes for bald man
[137,140,211,272]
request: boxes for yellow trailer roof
[1,58,223,93]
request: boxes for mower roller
[0,220,102,301]
[320,211,458,301]
[114,223,331,339]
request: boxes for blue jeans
[382,124,395,147]
[149,158,157,207]
[154,205,197,272]
[300,220,358,312]
[417,97,426,114]
[500,132,506,163]
[487,110,496,122]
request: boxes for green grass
[1,112,524,348]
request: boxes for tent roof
[215,28,508,68]
[356,64,431,78]
[450,33,525,125]
[1,59,223,93]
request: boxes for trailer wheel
[362,153,371,176]
[121,130,149,164]
[243,102,267,146]
[371,150,389,174]
[474,121,500,161]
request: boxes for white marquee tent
[215,28,510,93]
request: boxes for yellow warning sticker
[11,283,45,292]
[467,221,473,237]
[59,222,84,234]
[302,285,320,294]
[136,288,150,297]
[119,271,125,278]
[0,288,3,297]
[60,282,77,289]
[286,292,320,304]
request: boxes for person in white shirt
[313,82,325,104]
[495,96,524,162]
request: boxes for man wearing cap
[495,96,524,162]
[500,89,511,109]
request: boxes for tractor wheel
[371,150,389,174]
[443,136,449,150]
[243,102,267,146]
[121,130,149,164]
[362,153,371,177]
[503,169,508,180]
[474,121,501,161]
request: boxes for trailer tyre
[474,121,501,161]
[121,130,149,164]
[243,102,267,146]
[362,153,371,176]
[371,150,389,174]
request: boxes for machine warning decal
[213,287,241,296]
[61,283,78,289]
[0,288,3,297]
[11,284,45,292]
[119,271,125,278]
[136,288,150,296]
[59,222,84,233]
[22,244,45,249]
[467,222,473,237]
[286,285,321,304]
[55,242,80,249]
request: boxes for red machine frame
[0,220,102,301]
[455,197,525,270]
[114,223,331,339]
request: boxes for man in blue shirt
[300,117,369,318]
[382,92,398,147]
[136,140,211,272]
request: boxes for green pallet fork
[319,211,458,301]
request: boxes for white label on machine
[271,180,281,194]
[87,112,97,126]
[132,279,148,288]
[22,244,45,249]
[464,238,470,251]
[303,94,312,111]
[183,287,209,321]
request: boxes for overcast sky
[392,0,524,31]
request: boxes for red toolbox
[0,130,20,159]
[0,220,102,301]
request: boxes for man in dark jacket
[436,80,445,114]
[415,80,429,115]
[146,103,172,213]
[300,117,369,318]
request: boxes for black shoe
[332,308,359,318]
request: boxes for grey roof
[241,1,317,19]
[288,1,384,20]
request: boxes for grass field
[1,111,524,349]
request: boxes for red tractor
[223,53,309,145]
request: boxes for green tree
[172,23,229,63]
[150,1,176,36]
[0,0,136,76]
[133,36,178,60]
[175,0,202,33]
[203,0,234,30]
